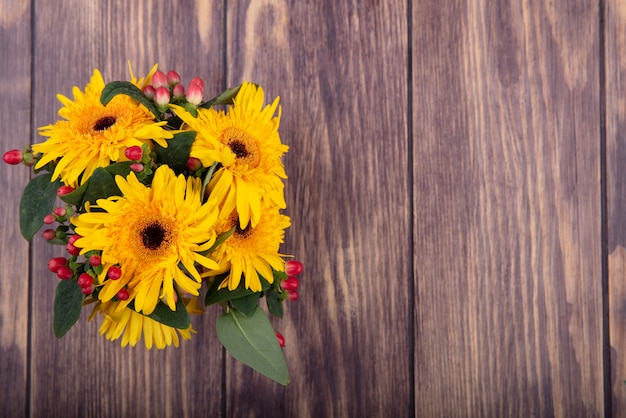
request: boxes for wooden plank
[0,0,32,416]
[29,2,225,417]
[413,1,604,416]
[225,1,411,417]
[606,0,626,415]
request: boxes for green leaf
[205,275,271,306]
[128,297,190,329]
[154,131,196,174]
[105,161,133,178]
[199,84,243,110]
[53,280,84,338]
[231,292,261,316]
[19,173,62,240]
[101,81,160,118]
[82,168,121,205]
[217,306,289,385]
[265,290,284,318]
[59,162,133,207]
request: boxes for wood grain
[28,1,225,417]
[225,1,412,417]
[0,0,31,416]
[606,0,626,415]
[413,1,604,416]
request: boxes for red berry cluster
[142,69,205,109]
[282,260,303,302]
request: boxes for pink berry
[53,207,66,217]
[130,163,144,172]
[275,332,285,348]
[154,86,170,106]
[142,85,156,100]
[48,257,67,273]
[77,273,94,288]
[172,83,185,99]
[89,255,101,267]
[108,266,122,280]
[116,288,130,301]
[282,277,299,291]
[56,266,73,280]
[42,229,56,241]
[151,70,168,88]
[286,290,299,301]
[57,185,75,197]
[124,146,143,161]
[81,284,95,295]
[189,77,204,90]
[166,70,181,86]
[43,214,55,224]
[186,83,203,105]
[285,260,303,276]
[3,149,22,165]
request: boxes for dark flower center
[234,222,252,238]
[93,116,117,131]
[229,140,249,158]
[141,222,167,250]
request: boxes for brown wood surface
[0,0,624,417]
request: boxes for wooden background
[1,0,625,417]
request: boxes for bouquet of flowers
[3,63,302,385]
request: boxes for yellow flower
[171,82,289,228]
[204,204,290,292]
[90,299,195,349]
[33,67,173,187]
[72,165,220,315]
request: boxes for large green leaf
[82,168,121,205]
[217,306,289,385]
[59,162,133,207]
[154,131,196,174]
[129,297,190,329]
[19,173,62,240]
[53,280,83,338]
[101,81,160,119]
[231,292,260,317]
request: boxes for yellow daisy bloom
[90,299,195,349]
[72,165,220,315]
[171,82,289,228]
[33,68,173,187]
[204,204,291,292]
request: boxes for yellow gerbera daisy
[204,204,291,292]
[90,299,195,349]
[72,165,220,315]
[171,82,289,228]
[33,67,173,187]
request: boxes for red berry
[89,255,101,267]
[56,266,73,280]
[68,234,82,245]
[275,332,285,348]
[108,266,122,280]
[43,214,55,225]
[286,290,299,301]
[142,85,156,100]
[285,260,303,276]
[66,242,80,256]
[48,257,67,273]
[124,146,143,161]
[130,163,144,172]
[81,285,95,295]
[77,273,94,288]
[3,149,22,165]
[53,207,66,217]
[42,229,56,241]
[116,288,130,301]
[282,276,299,291]
[186,157,201,172]
[57,185,75,197]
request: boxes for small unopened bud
[124,146,143,161]
[130,163,144,172]
[166,70,181,86]
[186,83,203,105]
[43,214,56,224]
[57,185,75,197]
[186,157,202,172]
[53,207,67,217]
[151,70,168,88]
[155,86,170,106]
[3,149,22,165]
[22,152,35,166]
[142,85,156,100]
[276,332,285,348]
[285,260,303,276]
[172,83,185,99]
